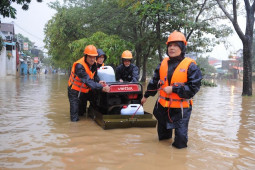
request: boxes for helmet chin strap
[84,54,88,62]
[84,55,92,67]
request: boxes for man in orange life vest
[96,49,107,69]
[141,31,202,149]
[68,45,110,122]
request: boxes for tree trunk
[141,46,151,82]
[241,1,254,96]
[156,13,162,62]
[141,54,148,82]
[216,0,254,96]
[133,25,143,72]
[135,43,142,69]
[242,40,253,96]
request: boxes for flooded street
[0,75,255,170]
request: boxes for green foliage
[126,0,232,54]
[44,3,89,69]
[196,56,216,76]
[69,32,134,66]
[16,33,33,49]
[0,0,42,20]
[15,33,38,58]
[45,0,232,75]
[147,54,160,75]
[201,79,217,87]
[41,57,52,67]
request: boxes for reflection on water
[0,76,255,169]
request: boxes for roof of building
[208,58,222,66]
[209,60,221,65]
[0,23,15,34]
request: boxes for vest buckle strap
[159,95,189,102]
[171,82,185,87]
[70,73,83,83]
[69,81,89,89]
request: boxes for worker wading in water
[68,45,110,122]
[141,31,202,149]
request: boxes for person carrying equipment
[68,45,110,122]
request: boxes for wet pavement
[0,75,255,169]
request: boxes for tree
[252,31,255,72]
[16,33,34,56]
[44,1,89,69]
[45,0,233,82]
[69,31,133,67]
[45,0,137,69]
[216,0,254,96]
[15,33,44,60]
[41,56,52,67]
[196,56,216,77]
[121,0,232,81]
[0,0,42,21]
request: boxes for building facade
[0,23,19,78]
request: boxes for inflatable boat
[88,66,157,129]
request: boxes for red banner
[34,57,39,63]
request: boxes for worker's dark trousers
[153,102,192,149]
[68,87,90,122]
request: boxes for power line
[14,21,44,41]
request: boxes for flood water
[0,75,255,170]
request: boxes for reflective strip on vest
[158,57,196,108]
[68,57,95,93]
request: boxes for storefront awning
[3,42,16,46]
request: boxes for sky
[0,1,245,60]
[207,20,245,60]
[1,0,59,51]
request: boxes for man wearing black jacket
[141,31,202,149]
[68,45,110,122]
[115,50,139,82]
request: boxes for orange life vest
[68,57,95,93]
[158,57,196,108]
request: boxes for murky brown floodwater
[0,75,255,170]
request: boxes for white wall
[0,46,17,77]
[6,50,16,76]
[0,47,7,77]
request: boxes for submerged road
[0,74,255,169]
